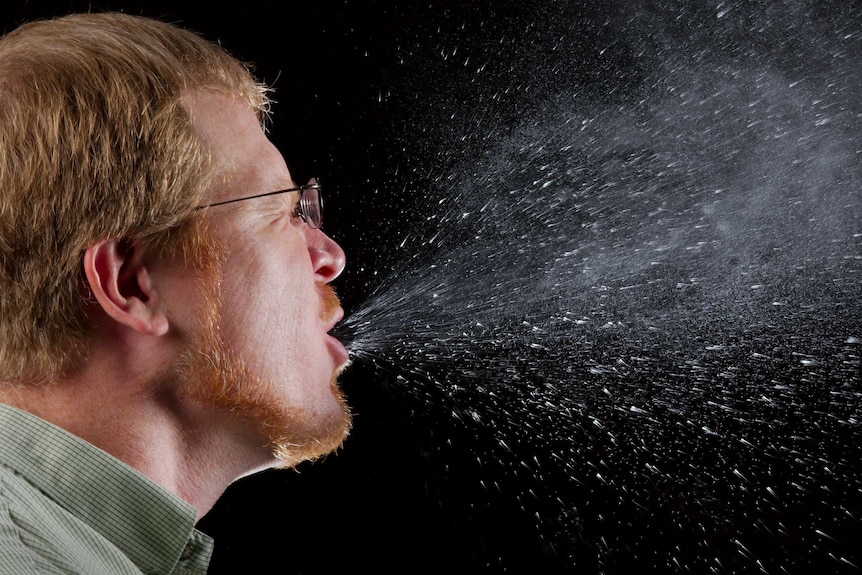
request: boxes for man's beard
[175,275,352,469]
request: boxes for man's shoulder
[0,471,61,574]
[0,461,144,575]
[0,462,66,526]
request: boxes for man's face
[177,90,351,468]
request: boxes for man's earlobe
[83,239,169,336]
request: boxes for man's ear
[83,238,169,336]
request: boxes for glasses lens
[301,178,322,229]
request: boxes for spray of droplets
[335,1,861,572]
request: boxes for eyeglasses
[196,177,323,229]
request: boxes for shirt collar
[0,403,213,573]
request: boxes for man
[0,11,351,574]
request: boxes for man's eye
[292,203,303,219]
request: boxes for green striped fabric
[0,404,213,574]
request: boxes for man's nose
[308,229,346,283]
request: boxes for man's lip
[327,332,350,366]
[325,307,350,365]
[326,307,345,334]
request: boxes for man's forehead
[181,90,262,150]
[182,90,292,203]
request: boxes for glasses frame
[195,177,323,229]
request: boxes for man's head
[0,12,268,383]
[0,12,351,466]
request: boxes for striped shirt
[0,404,213,574]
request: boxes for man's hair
[0,12,271,383]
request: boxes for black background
[2,2,860,574]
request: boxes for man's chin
[269,413,352,469]
[263,372,353,468]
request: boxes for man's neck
[0,359,273,519]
